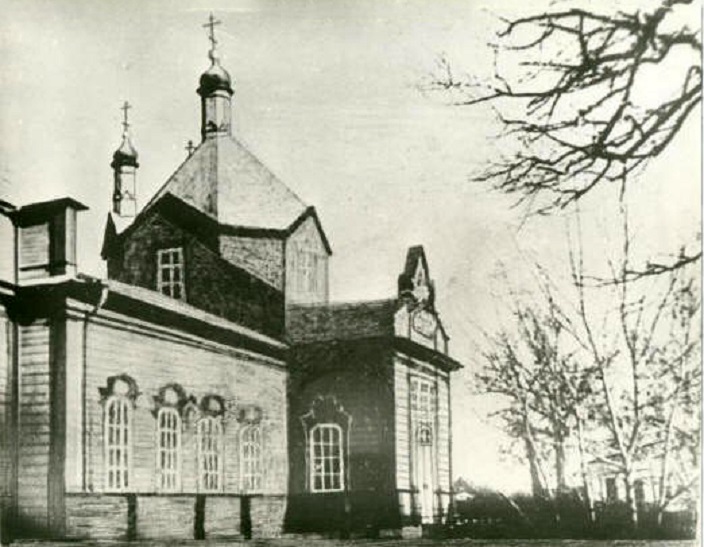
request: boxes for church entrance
[415,424,435,524]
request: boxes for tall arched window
[198,416,223,492]
[310,424,344,493]
[105,395,131,491]
[241,425,262,492]
[157,407,181,491]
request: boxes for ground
[12,540,696,547]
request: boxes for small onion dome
[197,50,234,97]
[111,135,139,169]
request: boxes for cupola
[197,14,234,141]
[111,101,139,217]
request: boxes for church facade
[0,19,460,542]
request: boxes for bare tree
[549,181,702,528]
[476,300,595,506]
[430,0,701,275]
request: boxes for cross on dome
[203,13,222,59]
[121,100,132,133]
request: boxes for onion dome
[198,49,233,97]
[111,133,139,169]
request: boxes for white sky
[1,0,700,493]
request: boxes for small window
[241,425,262,492]
[157,407,181,491]
[157,248,185,300]
[418,424,433,446]
[198,416,223,492]
[105,395,131,491]
[310,423,344,493]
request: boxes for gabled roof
[287,299,398,343]
[143,136,308,231]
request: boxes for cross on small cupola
[120,100,132,133]
[111,100,139,218]
[197,12,234,141]
[203,13,221,57]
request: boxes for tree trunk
[624,469,639,530]
[554,435,566,494]
[525,435,546,498]
[576,416,595,523]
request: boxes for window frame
[410,376,435,417]
[104,394,132,492]
[156,406,182,492]
[240,424,263,493]
[157,247,185,300]
[197,415,224,493]
[309,423,345,493]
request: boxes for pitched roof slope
[287,299,398,343]
[144,136,307,231]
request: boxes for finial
[121,100,132,134]
[186,140,195,157]
[203,13,222,62]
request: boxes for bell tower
[111,101,139,217]
[197,14,234,141]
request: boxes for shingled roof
[286,299,398,343]
[143,136,308,231]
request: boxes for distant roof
[143,136,308,231]
[287,299,398,343]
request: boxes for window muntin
[157,248,185,300]
[410,377,435,416]
[310,423,344,493]
[197,416,223,492]
[241,425,262,492]
[157,407,181,491]
[105,396,131,491]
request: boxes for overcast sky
[1,0,700,492]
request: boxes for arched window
[105,395,131,491]
[197,416,223,492]
[157,407,181,491]
[310,424,344,493]
[241,425,262,492]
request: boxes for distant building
[0,17,461,542]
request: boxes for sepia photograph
[0,0,700,545]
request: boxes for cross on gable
[203,13,221,49]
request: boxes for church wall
[109,212,284,337]
[16,321,51,532]
[285,216,329,306]
[219,235,284,290]
[393,354,452,524]
[0,310,11,536]
[60,307,287,540]
[286,339,398,533]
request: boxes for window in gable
[157,247,185,300]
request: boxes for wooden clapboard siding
[0,312,10,502]
[18,223,50,280]
[436,380,450,491]
[17,322,50,525]
[82,312,287,496]
[394,359,410,490]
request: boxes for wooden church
[0,16,461,542]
